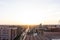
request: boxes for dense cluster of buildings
[0,24,60,40]
[0,25,24,40]
[31,24,60,40]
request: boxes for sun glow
[0,0,60,25]
[20,13,43,25]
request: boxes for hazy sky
[0,0,60,25]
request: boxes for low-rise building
[0,25,22,40]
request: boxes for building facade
[0,25,21,40]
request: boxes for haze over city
[0,0,60,40]
[0,0,60,25]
